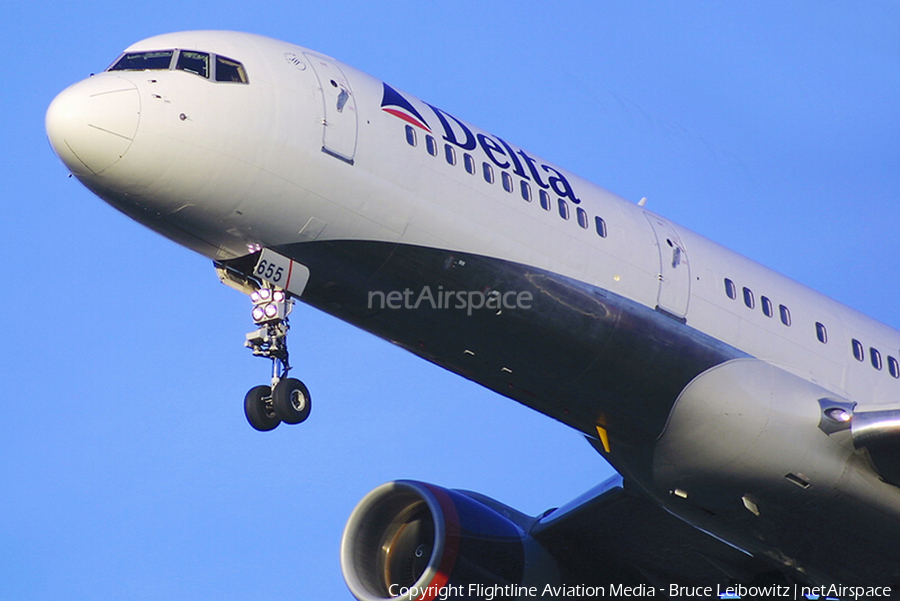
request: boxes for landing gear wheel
[272,378,312,424]
[244,385,280,431]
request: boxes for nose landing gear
[242,287,312,431]
[216,251,314,432]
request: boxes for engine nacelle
[341,480,559,601]
[653,358,852,498]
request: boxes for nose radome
[46,74,140,176]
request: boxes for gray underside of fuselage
[268,239,744,454]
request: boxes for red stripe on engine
[414,484,460,601]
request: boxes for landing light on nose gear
[242,286,312,431]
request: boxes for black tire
[244,385,280,431]
[272,378,312,424]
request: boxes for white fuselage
[47,31,900,584]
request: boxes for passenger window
[109,50,175,71]
[595,216,607,238]
[816,322,828,344]
[724,279,736,300]
[425,135,438,156]
[852,339,864,362]
[576,208,588,229]
[558,199,570,220]
[405,125,417,147]
[482,162,494,183]
[871,348,883,370]
[502,172,513,193]
[444,144,456,165]
[520,181,532,202]
[464,153,475,174]
[743,287,754,309]
[761,296,773,318]
[176,51,210,78]
[215,55,248,83]
[889,356,900,379]
[779,304,791,326]
[539,190,551,211]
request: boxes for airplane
[45,30,899,599]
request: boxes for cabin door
[644,213,691,320]
[304,53,358,164]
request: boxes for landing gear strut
[242,287,312,431]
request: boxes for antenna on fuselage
[638,197,648,207]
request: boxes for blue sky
[3,2,900,599]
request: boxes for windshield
[107,49,248,84]
[176,51,209,78]
[109,50,174,71]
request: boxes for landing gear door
[253,248,311,298]
[644,213,691,320]
[304,53,358,164]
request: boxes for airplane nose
[46,74,140,176]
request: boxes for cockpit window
[215,55,249,83]
[107,49,248,84]
[109,50,174,71]
[176,51,210,78]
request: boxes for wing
[531,473,775,587]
